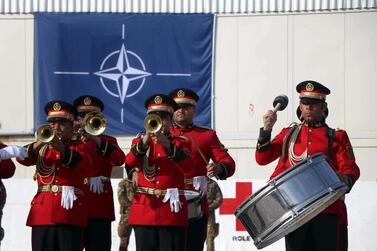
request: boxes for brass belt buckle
[155,189,162,198]
[51,185,59,193]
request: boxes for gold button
[158,167,161,170]
[54,193,57,196]
[308,142,311,145]
[55,180,58,183]
[157,153,161,156]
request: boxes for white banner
[1,179,376,251]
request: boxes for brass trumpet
[83,111,107,136]
[144,114,162,134]
[36,124,55,143]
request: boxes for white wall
[0,15,34,135]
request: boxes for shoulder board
[170,135,189,141]
[335,128,344,131]
[195,125,213,131]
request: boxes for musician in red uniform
[255,80,360,251]
[125,94,193,251]
[17,100,96,251]
[73,95,125,251]
[169,88,236,251]
[0,143,17,246]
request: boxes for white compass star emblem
[94,44,151,104]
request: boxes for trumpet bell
[144,114,162,134]
[83,112,107,136]
[36,124,55,143]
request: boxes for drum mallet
[272,95,289,113]
[267,95,289,126]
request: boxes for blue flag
[35,13,214,135]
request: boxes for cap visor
[300,98,322,105]
[47,117,71,123]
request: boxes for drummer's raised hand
[263,110,277,131]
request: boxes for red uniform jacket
[0,144,16,179]
[17,139,96,227]
[255,123,360,224]
[170,125,236,214]
[125,133,193,227]
[170,125,235,179]
[83,135,125,220]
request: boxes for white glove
[162,188,182,213]
[61,186,77,210]
[89,176,107,194]
[0,145,27,160]
[193,176,208,195]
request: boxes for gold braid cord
[142,148,156,182]
[35,144,56,184]
[288,124,308,167]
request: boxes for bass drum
[234,153,348,249]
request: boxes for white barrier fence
[1,179,376,251]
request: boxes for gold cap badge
[84,97,92,105]
[154,96,163,104]
[53,102,61,111]
[177,90,185,98]
[306,83,314,92]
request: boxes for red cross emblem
[219,182,252,231]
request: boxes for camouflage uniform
[117,178,135,251]
[206,178,223,251]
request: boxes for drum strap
[325,126,335,161]
[281,123,299,162]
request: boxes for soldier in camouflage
[206,178,223,251]
[117,178,135,251]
